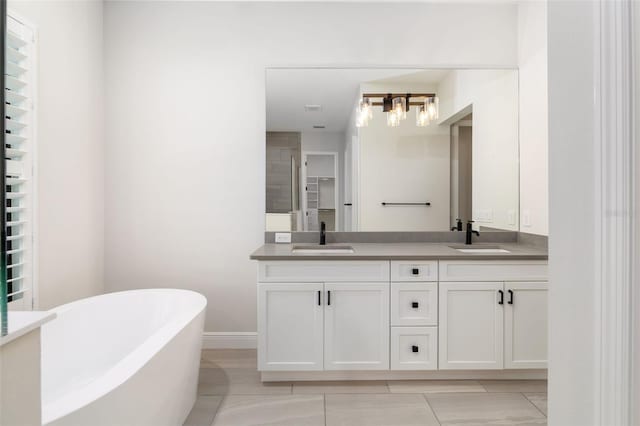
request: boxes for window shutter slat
[5,15,35,309]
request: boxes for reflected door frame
[302,151,339,232]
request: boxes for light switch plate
[486,209,493,222]
[475,209,494,223]
[275,232,292,243]
[507,210,516,225]
[522,210,531,227]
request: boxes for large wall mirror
[265,68,519,233]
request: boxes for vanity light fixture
[425,96,439,121]
[416,103,430,127]
[387,109,401,127]
[356,92,439,128]
[392,96,407,120]
[355,97,373,128]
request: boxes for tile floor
[184,349,548,426]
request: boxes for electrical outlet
[507,210,516,225]
[275,233,292,243]
[522,210,531,227]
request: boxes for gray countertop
[250,242,548,261]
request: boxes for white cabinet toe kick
[257,260,548,381]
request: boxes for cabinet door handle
[412,345,419,353]
[411,268,420,275]
[318,290,321,306]
[411,301,419,309]
[327,290,331,306]
[498,290,504,305]
[508,289,514,305]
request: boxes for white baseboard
[202,332,257,349]
[260,369,548,382]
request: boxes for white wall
[438,69,520,231]
[104,1,518,332]
[547,0,597,424]
[518,0,548,236]
[9,0,104,309]
[358,83,450,231]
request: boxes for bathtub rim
[41,288,207,425]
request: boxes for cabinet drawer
[439,260,548,282]
[391,327,438,370]
[259,261,390,282]
[391,282,438,326]
[391,261,437,281]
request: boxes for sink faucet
[320,221,326,245]
[451,218,463,231]
[465,221,480,245]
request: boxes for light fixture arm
[382,94,393,112]
[362,92,436,98]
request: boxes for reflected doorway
[303,152,338,231]
[450,113,473,228]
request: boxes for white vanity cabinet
[438,261,548,370]
[390,261,438,371]
[324,282,389,370]
[504,282,548,369]
[257,261,390,371]
[257,283,324,371]
[256,258,548,376]
[439,281,505,370]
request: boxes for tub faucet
[466,221,480,245]
[320,221,326,245]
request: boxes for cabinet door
[439,282,504,370]
[258,283,324,371]
[504,282,548,369]
[324,282,390,370]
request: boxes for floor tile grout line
[422,393,443,426]
[521,392,548,418]
[323,394,327,426]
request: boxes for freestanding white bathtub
[41,289,207,426]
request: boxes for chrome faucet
[320,221,326,245]
[466,221,480,245]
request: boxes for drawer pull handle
[411,301,419,309]
[327,291,331,306]
[412,345,419,353]
[411,268,420,275]
[318,291,321,306]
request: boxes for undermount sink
[449,245,511,254]
[291,245,355,254]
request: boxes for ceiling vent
[304,104,323,112]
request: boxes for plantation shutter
[5,14,35,309]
